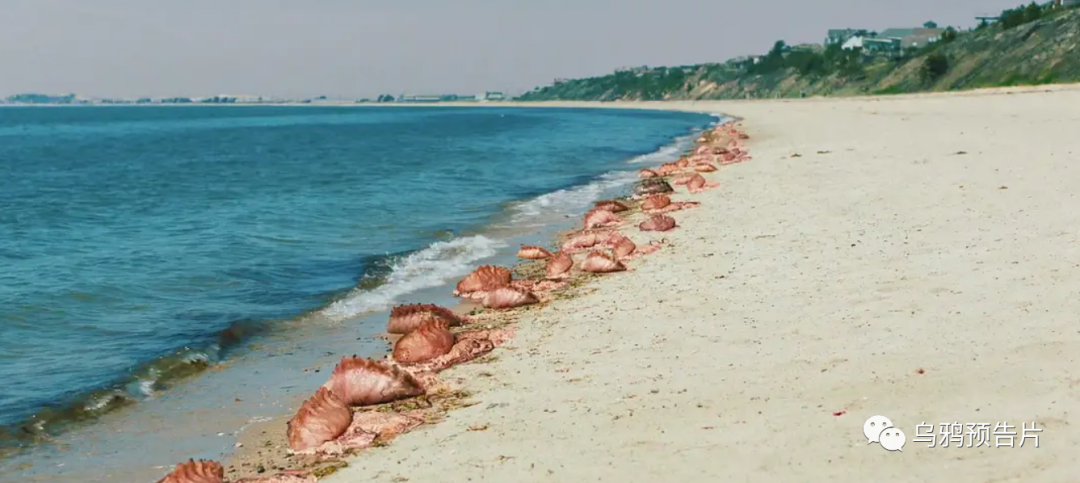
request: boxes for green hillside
[517,3,1080,101]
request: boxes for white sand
[328,86,1080,483]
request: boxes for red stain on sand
[832,410,846,417]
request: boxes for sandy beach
[307,86,1080,483]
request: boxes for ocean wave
[506,170,640,223]
[320,235,505,320]
[505,132,702,225]
[709,113,738,125]
[626,132,698,165]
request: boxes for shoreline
[0,111,715,482]
[208,120,748,481]
[217,123,727,480]
[319,89,1080,482]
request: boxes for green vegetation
[517,4,1080,102]
[920,53,950,83]
[999,2,1048,29]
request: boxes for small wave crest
[709,113,738,126]
[507,170,639,223]
[321,235,505,320]
[626,132,698,165]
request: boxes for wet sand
[321,86,1080,483]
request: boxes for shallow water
[0,105,717,478]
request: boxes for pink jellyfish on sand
[594,199,630,212]
[393,318,455,364]
[454,265,512,299]
[686,174,720,194]
[639,214,677,232]
[156,459,225,483]
[580,251,627,273]
[386,303,462,334]
[321,357,425,407]
[583,208,622,229]
[546,251,573,278]
[286,387,353,452]
[517,245,553,260]
[481,286,539,309]
[641,194,672,211]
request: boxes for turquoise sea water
[0,106,716,469]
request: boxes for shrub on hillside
[921,53,950,83]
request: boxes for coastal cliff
[518,7,1080,101]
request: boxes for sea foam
[321,235,505,320]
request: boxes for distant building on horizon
[825,29,866,46]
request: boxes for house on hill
[825,28,865,46]
[863,27,945,54]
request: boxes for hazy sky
[0,0,1025,99]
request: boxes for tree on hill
[924,21,939,28]
[921,53,950,83]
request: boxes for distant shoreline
[4,82,1077,109]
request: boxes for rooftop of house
[878,28,917,38]
[878,27,944,39]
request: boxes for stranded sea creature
[386,303,462,334]
[580,251,627,273]
[639,214,677,232]
[286,387,352,452]
[546,251,573,278]
[393,319,455,364]
[454,265,512,299]
[321,357,425,407]
[481,286,539,309]
[517,245,553,260]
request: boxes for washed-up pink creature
[401,329,505,374]
[517,245,552,260]
[641,194,672,211]
[656,162,681,176]
[694,163,718,172]
[454,265,512,299]
[671,173,695,186]
[561,229,623,253]
[156,459,316,483]
[560,230,605,252]
[641,194,699,214]
[287,387,353,452]
[612,235,636,260]
[234,472,316,483]
[584,208,621,229]
[156,459,225,483]
[386,303,462,334]
[393,318,455,364]
[687,174,720,194]
[639,214,677,232]
[580,251,626,273]
[546,251,573,278]
[594,199,630,213]
[482,286,539,309]
[638,168,659,179]
[321,357,426,407]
